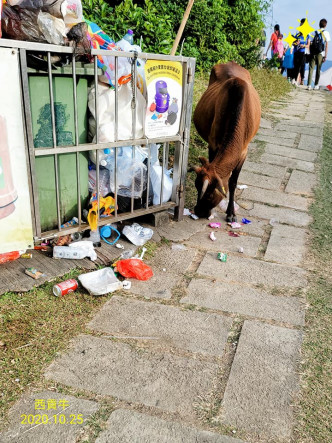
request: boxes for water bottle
[53,246,89,260]
[122,29,134,45]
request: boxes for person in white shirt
[307,18,330,90]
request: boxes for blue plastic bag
[283,48,294,69]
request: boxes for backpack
[274,39,284,58]
[310,31,324,55]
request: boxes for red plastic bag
[0,251,21,264]
[117,259,153,281]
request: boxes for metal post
[94,55,100,223]
[47,51,61,230]
[72,53,81,225]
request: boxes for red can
[53,279,78,297]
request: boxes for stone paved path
[0,88,326,442]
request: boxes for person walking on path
[292,19,310,86]
[307,18,330,90]
[266,24,281,58]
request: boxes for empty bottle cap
[127,29,134,35]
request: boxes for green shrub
[82,0,272,69]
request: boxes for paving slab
[257,128,298,139]
[260,153,315,173]
[182,279,305,326]
[286,170,317,196]
[129,246,195,299]
[259,117,272,129]
[275,120,324,129]
[96,409,245,443]
[298,134,323,152]
[242,161,286,178]
[0,391,99,443]
[254,134,295,147]
[241,186,309,211]
[210,212,266,237]
[221,321,303,439]
[156,217,207,242]
[264,144,317,162]
[247,203,311,227]
[184,229,261,257]
[88,296,232,356]
[274,124,323,137]
[264,224,308,266]
[238,170,281,191]
[45,335,220,419]
[197,252,307,288]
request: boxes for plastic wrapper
[78,268,123,295]
[1,4,47,42]
[61,0,83,31]
[37,12,66,45]
[122,223,153,246]
[117,258,153,281]
[88,168,110,197]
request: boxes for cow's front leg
[226,161,245,223]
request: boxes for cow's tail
[216,77,248,150]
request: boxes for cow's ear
[188,165,201,173]
[198,156,209,167]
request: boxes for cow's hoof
[226,215,237,223]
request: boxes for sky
[264,0,332,61]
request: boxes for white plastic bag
[88,82,146,143]
[150,164,173,205]
[78,267,123,295]
[61,0,83,31]
[37,12,66,46]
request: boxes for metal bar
[146,144,150,209]
[0,40,192,61]
[47,51,61,230]
[131,146,135,213]
[19,49,41,238]
[165,142,170,170]
[72,54,81,225]
[114,148,118,218]
[37,202,176,241]
[174,58,196,221]
[34,136,182,156]
[160,143,165,205]
[114,57,118,142]
[94,56,100,223]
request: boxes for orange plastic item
[0,251,21,264]
[117,258,153,281]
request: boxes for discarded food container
[217,253,227,262]
[53,279,78,297]
[117,258,153,281]
[78,268,123,295]
[100,225,120,245]
[122,223,153,246]
[25,268,44,279]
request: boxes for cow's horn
[200,179,209,199]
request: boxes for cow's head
[190,157,228,218]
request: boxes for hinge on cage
[187,67,193,84]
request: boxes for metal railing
[0,39,196,241]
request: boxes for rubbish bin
[28,66,89,232]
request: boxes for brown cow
[191,62,261,221]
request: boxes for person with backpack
[307,18,330,90]
[291,19,310,86]
[265,24,281,58]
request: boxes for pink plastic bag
[117,259,153,281]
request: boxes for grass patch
[0,269,113,429]
[294,94,332,442]
[185,68,292,209]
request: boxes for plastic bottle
[122,29,134,45]
[53,246,90,260]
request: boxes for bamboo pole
[170,0,195,56]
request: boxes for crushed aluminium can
[53,279,78,297]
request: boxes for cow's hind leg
[226,160,245,223]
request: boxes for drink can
[21,253,32,259]
[53,279,78,297]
